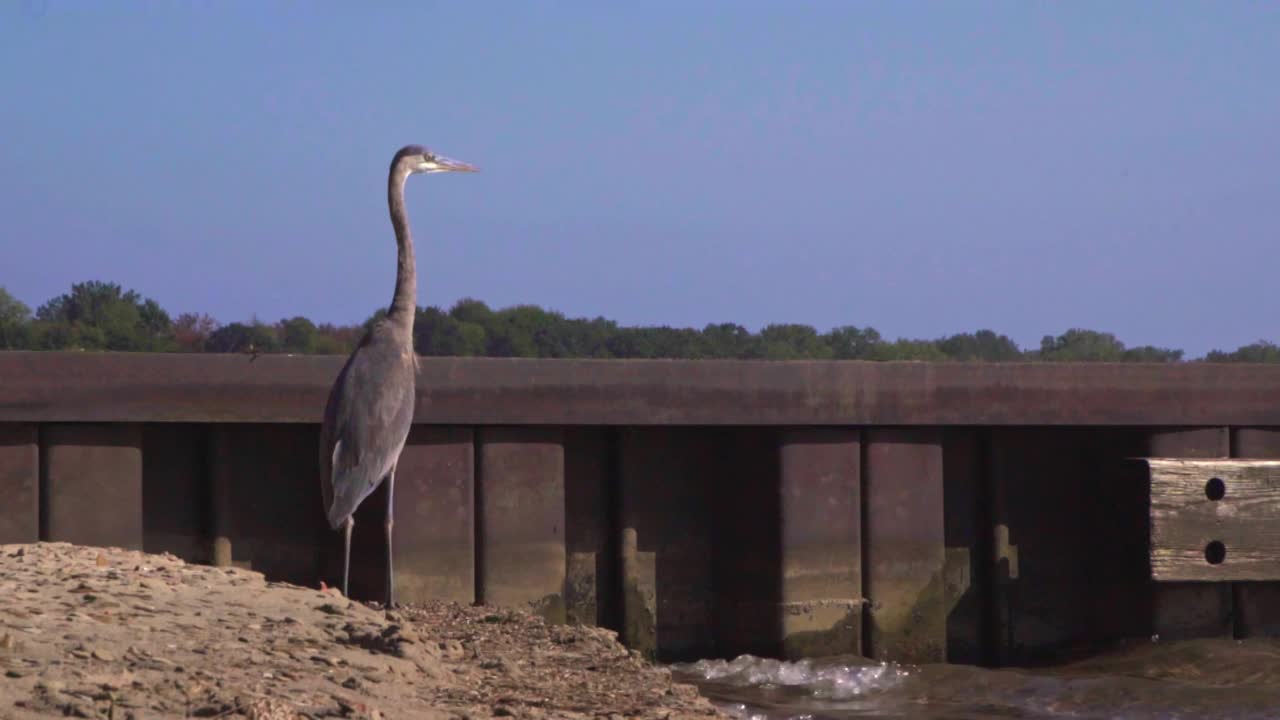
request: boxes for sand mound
[0,543,722,719]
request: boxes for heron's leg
[385,464,397,609]
[342,516,354,598]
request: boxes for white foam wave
[675,654,909,700]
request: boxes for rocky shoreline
[0,543,724,719]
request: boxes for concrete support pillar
[618,427,715,660]
[1230,427,1280,637]
[565,427,615,627]
[142,423,207,563]
[777,428,861,658]
[864,428,946,663]
[0,423,38,544]
[988,428,1149,664]
[476,427,566,622]
[44,424,143,550]
[942,428,987,665]
[208,424,320,586]
[712,428,780,658]
[209,425,233,568]
[392,426,475,604]
[1148,428,1233,640]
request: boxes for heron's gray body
[316,144,476,605]
[318,319,416,530]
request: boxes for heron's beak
[432,155,478,173]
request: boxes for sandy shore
[0,543,724,719]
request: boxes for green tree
[0,287,31,349]
[494,305,569,357]
[450,298,494,327]
[279,316,319,354]
[33,281,174,351]
[605,326,702,358]
[604,328,653,358]
[1204,341,1280,363]
[18,281,1255,364]
[648,327,704,358]
[1122,345,1184,363]
[823,326,882,360]
[206,322,279,353]
[1036,328,1181,362]
[700,323,756,358]
[558,316,618,358]
[1036,329,1126,362]
[759,324,833,360]
[938,330,1023,361]
[416,306,488,356]
[481,303,537,356]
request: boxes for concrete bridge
[4,351,1280,665]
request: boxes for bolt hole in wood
[1205,540,1227,565]
[1205,477,1226,501]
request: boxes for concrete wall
[8,418,1274,666]
[6,353,1280,665]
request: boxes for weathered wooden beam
[1149,457,1280,582]
[1230,428,1280,636]
[7,351,1280,427]
[1146,429,1234,641]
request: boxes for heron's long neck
[387,169,417,332]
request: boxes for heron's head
[393,144,478,176]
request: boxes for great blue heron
[320,144,477,606]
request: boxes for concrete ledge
[6,351,1280,426]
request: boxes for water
[672,638,1280,719]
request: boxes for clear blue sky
[2,2,1277,356]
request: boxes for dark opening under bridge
[4,351,1280,666]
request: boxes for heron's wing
[320,336,415,528]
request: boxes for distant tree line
[0,281,1276,362]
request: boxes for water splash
[676,654,909,701]
[673,640,1280,719]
